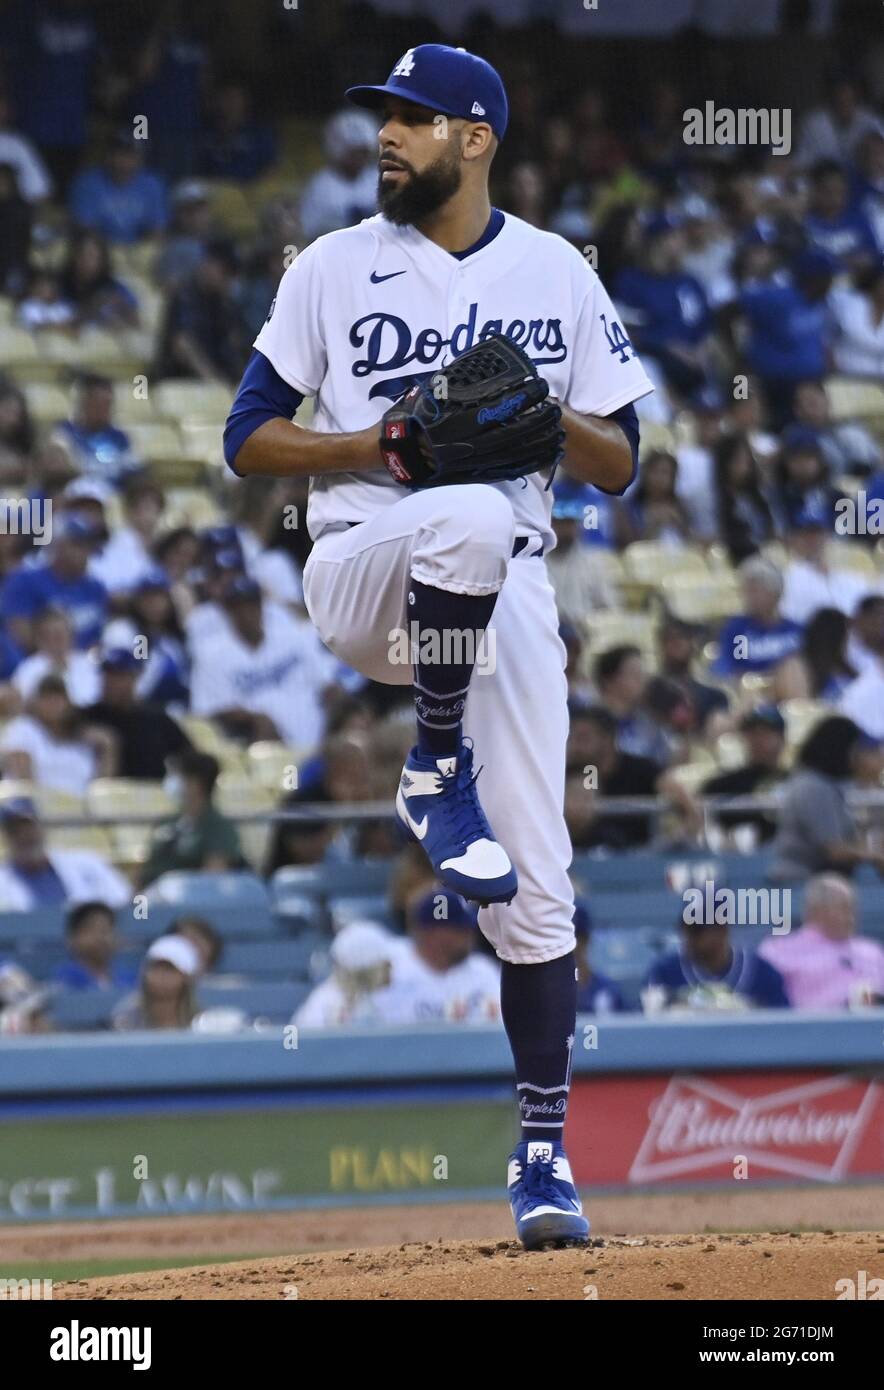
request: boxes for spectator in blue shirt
[645,903,790,1012]
[614,215,712,396]
[714,555,803,678]
[803,160,879,273]
[14,0,99,187]
[54,900,136,991]
[738,249,835,426]
[198,79,277,183]
[1,514,108,651]
[69,130,168,244]
[51,373,141,487]
[573,896,627,1014]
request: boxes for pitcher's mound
[55,1231,883,1301]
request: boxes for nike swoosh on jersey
[370,269,407,283]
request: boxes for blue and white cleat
[508,1140,590,1250]
[395,739,518,906]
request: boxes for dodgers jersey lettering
[254,211,653,545]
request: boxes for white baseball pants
[302,484,576,964]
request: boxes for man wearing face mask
[141,750,244,887]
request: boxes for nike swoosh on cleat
[396,788,428,840]
[370,270,407,283]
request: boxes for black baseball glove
[378,333,565,488]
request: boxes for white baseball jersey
[254,211,653,545]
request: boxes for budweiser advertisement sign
[568,1072,884,1186]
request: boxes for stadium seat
[87,779,176,864]
[247,741,302,795]
[216,773,276,869]
[582,611,657,664]
[824,541,877,577]
[713,732,746,770]
[328,893,392,930]
[163,487,224,530]
[661,573,741,623]
[0,907,67,944]
[781,699,828,748]
[124,421,184,465]
[825,378,884,425]
[197,979,310,1022]
[111,381,160,424]
[154,380,233,424]
[23,382,69,423]
[178,717,247,772]
[636,422,677,456]
[179,422,226,471]
[271,860,393,904]
[0,326,38,368]
[666,761,717,795]
[50,988,126,1031]
[622,543,709,588]
[220,933,329,979]
[148,870,271,909]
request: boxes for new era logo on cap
[471,101,485,116]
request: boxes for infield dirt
[7,1184,879,1300]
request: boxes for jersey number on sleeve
[600,314,635,363]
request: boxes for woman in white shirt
[831,262,884,378]
[0,673,110,795]
[12,606,101,708]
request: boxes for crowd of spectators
[0,4,882,1035]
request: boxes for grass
[0,1251,271,1282]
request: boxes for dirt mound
[55,1232,884,1301]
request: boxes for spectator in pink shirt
[759,874,884,1009]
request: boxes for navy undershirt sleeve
[594,400,640,496]
[223,349,305,476]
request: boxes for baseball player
[224,44,652,1248]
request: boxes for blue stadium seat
[0,908,66,945]
[270,860,393,905]
[219,934,329,979]
[49,988,126,1031]
[328,894,392,930]
[197,980,310,1022]
[148,870,272,909]
[137,873,280,938]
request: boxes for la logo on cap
[392,48,416,77]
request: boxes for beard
[377,147,462,226]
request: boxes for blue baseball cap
[347,44,508,141]
[101,647,140,673]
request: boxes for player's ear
[462,122,494,162]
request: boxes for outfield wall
[1,1014,883,1221]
